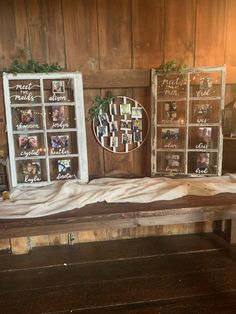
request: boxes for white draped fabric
[0,174,236,219]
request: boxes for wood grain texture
[84,89,105,178]
[195,0,227,67]
[132,87,151,177]
[98,0,132,69]
[63,0,99,71]
[1,233,236,313]
[0,79,7,151]
[83,69,150,88]
[0,0,30,69]
[0,233,223,270]
[132,0,164,68]
[26,0,65,66]
[225,0,236,82]
[164,0,196,66]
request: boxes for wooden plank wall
[0,0,236,179]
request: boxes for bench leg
[230,220,236,244]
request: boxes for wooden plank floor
[1,233,236,313]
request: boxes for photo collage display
[9,77,80,184]
[154,68,224,176]
[95,97,147,153]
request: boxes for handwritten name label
[196,89,212,97]
[195,143,208,149]
[56,173,76,180]
[195,168,208,174]
[196,118,207,123]
[165,166,178,173]
[164,143,177,148]
[20,149,40,157]
[49,94,67,102]
[24,175,41,183]
[52,121,69,129]
[16,123,40,130]
[51,148,70,155]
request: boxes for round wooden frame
[93,96,150,154]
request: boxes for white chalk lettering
[195,143,208,149]
[51,148,70,155]
[24,175,41,183]
[49,94,67,102]
[56,173,76,180]
[195,168,208,174]
[52,121,69,129]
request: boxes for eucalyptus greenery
[88,95,114,121]
[155,60,187,75]
[2,59,63,75]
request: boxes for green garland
[88,95,114,121]
[2,59,63,75]
[155,60,187,75]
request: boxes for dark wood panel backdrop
[0,0,235,178]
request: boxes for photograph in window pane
[189,100,220,124]
[11,107,43,131]
[188,152,218,175]
[16,159,47,184]
[47,131,78,155]
[156,74,187,99]
[156,152,185,174]
[9,80,41,104]
[188,126,219,149]
[14,133,45,157]
[45,105,76,129]
[157,100,186,124]
[43,79,74,103]
[190,72,221,98]
[157,127,186,149]
[49,157,78,181]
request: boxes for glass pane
[43,78,74,103]
[157,100,186,124]
[16,159,47,184]
[9,80,41,104]
[49,157,78,181]
[47,131,78,155]
[188,152,218,175]
[188,126,219,149]
[14,133,45,157]
[156,74,187,99]
[157,126,186,149]
[189,100,220,124]
[11,107,43,131]
[156,152,185,174]
[45,105,76,129]
[190,71,221,98]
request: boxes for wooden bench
[0,192,236,254]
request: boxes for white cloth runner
[0,174,236,219]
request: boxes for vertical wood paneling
[225,0,236,82]
[84,89,105,178]
[26,0,65,67]
[63,0,99,71]
[132,87,151,177]
[132,0,164,68]
[98,0,132,69]
[0,79,7,151]
[195,0,227,66]
[101,88,134,177]
[164,0,196,66]
[0,0,30,69]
